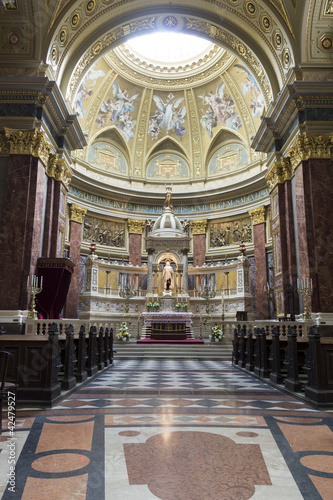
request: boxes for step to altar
[113,342,233,361]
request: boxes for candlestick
[27,274,43,320]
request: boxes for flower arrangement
[210,324,224,342]
[182,303,188,311]
[117,322,130,341]
[147,301,153,310]
[152,301,159,310]
[176,302,182,311]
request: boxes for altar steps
[114,342,233,361]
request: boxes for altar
[139,312,196,342]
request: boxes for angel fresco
[234,64,265,118]
[96,81,139,141]
[74,65,106,119]
[148,93,187,140]
[199,82,242,138]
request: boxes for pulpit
[36,258,75,319]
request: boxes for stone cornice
[69,203,87,223]
[127,218,146,234]
[190,220,207,234]
[251,80,333,154]
[248,205,266,225]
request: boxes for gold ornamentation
[186,89,202,177]
[265,157,292,191]
[47,154,72,188]
[245,2,256,16]
[71,12,81,29]
[69,203,87,223]
[127,219,145,234]
[132,88,152,177]
[190,220,207,235]
[3,128,53,166]
[59,28,67,46]
[86,0,97,15]
[287,133,333,171]
[249,206,266,225]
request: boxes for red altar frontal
[138,312,202,343]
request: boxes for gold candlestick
[27,274,43,319]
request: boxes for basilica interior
[0,1,333,499]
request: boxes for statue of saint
[164,185,173,209]
[162,259,174,292]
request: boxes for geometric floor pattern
[1,359,333,499]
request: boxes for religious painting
[74,62,106,119]
[148,92,187,141]
[147,154,189,179]
[326,0,333,14]
[83,216,126,248]
[232,64,265,119]
[96,79,140,141]
[198,80,242,138]
[87,142,127,174]
[208,144,248,176]
[209,217,252,248]
[3,0,17,10]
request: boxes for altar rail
[0,323,115,405]
[232,324,333,408]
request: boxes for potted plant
[152,301,159,311]
[210,324,224,342]
[147,301,153,311]
[117,321,131,341]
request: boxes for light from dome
[125,32,213,64]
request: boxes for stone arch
[45,2,295,103]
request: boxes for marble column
[249,206,269,319]
[127,219,145,266]
[147,249,154,295]
[0,154,46,310]
[65,204,87,318]
[291,153,333,313]
[190,219,207,266]
[265,158,298,318]
[182,250,189,295]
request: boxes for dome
[150,207,184,237]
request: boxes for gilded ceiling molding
[248,205,266,225]
[48,154,73,189]
[65,13,275,104]
[3,128,53,166]
[127,218,146,234]
[186,89,202,177]
[190,219,208,234]
[287,133,333,171]
[68,203,87,223]
[133,88,152,177]
[265,157,292,192]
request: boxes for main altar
[138,311,198,342]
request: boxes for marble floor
[1,359,333,499]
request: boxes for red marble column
[270,179,298,317]
[191,220,207,267]
[0,155,46,310]
[294,158,333,312]
[249,207,269,319]
[64,204,87,318]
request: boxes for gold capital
[127,219,145,234]
[190,219,207,235]
[3,127,53,167]
[249,206,266,225]
[47,154,72,189]
[265,157,292,192]
[287,133,333,171]
[69,203,87,223]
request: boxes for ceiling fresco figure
[149,93,187,140]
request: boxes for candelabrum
[119,284,136,321]
[297,277,313,320]
[27,275,43,319]
[199,285,216,324]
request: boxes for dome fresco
[72,32,266,189]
